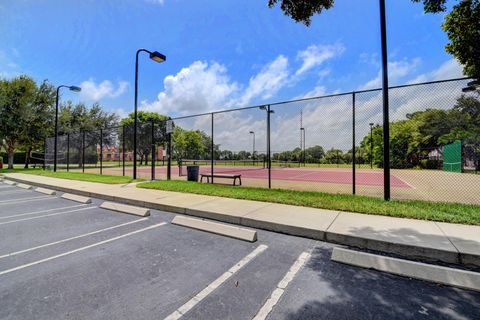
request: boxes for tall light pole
[249,131,255,160]
[379,0,390,200]
[369,123,374,169]
[134,49,166,179]
[54,85,81,172]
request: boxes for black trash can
[187,165,200,182]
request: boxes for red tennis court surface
[132,166,412,188]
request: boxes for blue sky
[0,0,468,151]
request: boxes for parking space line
[0,222,167,276]
[0,196,53,205]
[0,218,148,259]
[0,207,97,226]
[252,251,311,320]
[0,189,27,195]
[164,244,269,320]
[0,204,89,220]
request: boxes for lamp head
[462,86,477,93]
[249,131,254,134]
[69,86,82,92]
[149,51,166,63]
[369,123,374,127]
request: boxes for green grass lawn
[138,180,480,225]
[0,168,142,184]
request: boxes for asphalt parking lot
[0,180,479,320]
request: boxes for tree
[269,0,480,80]
[0,76,38,169]
[172,127,205,161]
[20,80,56,168]
[120,111,168,165]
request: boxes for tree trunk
[8,150,14,169]
[24,147,32,169]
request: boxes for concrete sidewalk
[3,173,480,268]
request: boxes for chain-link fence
[44,78,479,205]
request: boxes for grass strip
[138,180,480,225]
[0,168,142,184]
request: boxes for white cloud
[407,59,465,84]
[0,49,22,78]
[80,79,128,101]
[358,58,421,90]
[295,43,345,77]
[239,55,289,105]
[143,61,238,114]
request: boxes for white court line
[164,244,269,320]
[0,218,148,259]
[252,251,311,320]
[0,222,166,276]
[0,207,96,226]
[0,196,53,205]
[0,204,88,220]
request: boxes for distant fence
[46,78,480,205]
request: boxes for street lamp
[133,49,166,179]
[249,131,255,160]
[369,123,374,169]
[54,85,81,172]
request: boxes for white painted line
[0,218,148,259]
[61,193,92,204]
[0,189,26,195]
[0,204,88,220]
[35,187,56,195]
[164,244,268,320]
[172,215,257,242]
[0,207,96,226]
[16,183,32,190]
[100,201,150,217]
[0,222,166,276]
[331,247,480,292]
[252,251,311,320]
[0,196,53,205]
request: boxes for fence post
[352,91,356,195]
[151,121,155,181]
[122,125,126,177]
[211,113,214,184]
[100,129,103,175]
[67,133,70,172]
[43,137,47,170]
[267,105,272,189]
[82,131,85,173]
[167,131,172,180]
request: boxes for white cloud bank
[80,79,128,101]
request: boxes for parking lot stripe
[0,218,148,259]
[0,189,27,195]
[164,244,269,320]
[0,196,53,205]
[0,207,96,226]
[252,251,311,320]
[0,222,166,276]
[0,204,89,220]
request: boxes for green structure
[443,140,462,173]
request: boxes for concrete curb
[331,247,480,292]
[172,215,257,242]
[16,183,32,190]
[3,180,16,186]
[35,187,57,195]
[61,193,92,204]
[2,175,478,267]
[100,201,150,217]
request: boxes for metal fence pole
[211,113,214,184]
[151,121,155,180]
[67,133,70,172]
[100,129,103,175]
[352,92,356,195]
[267,105,272,189]
[167,131,172,180]
[122,125,126,177]
[82,131,85,173]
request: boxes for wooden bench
[200,173,242,186]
